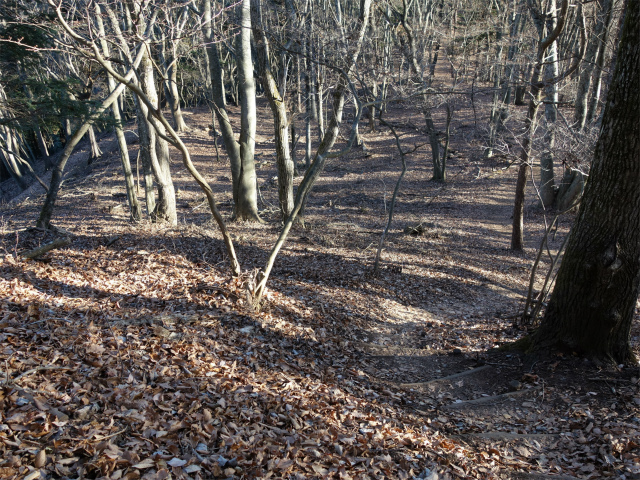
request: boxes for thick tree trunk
[202,0,241,202]
[134,92,157,216]
[531,0,640,364]
[203,0,259,221]
[140,50,177,225]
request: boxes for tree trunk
[585,0,614,125]
[86,125,102,164]
[96,3,141,222]
[539,0,560,208]
[316,62,325,141]
[34,124,51,167]
[253,0,372,303]
[160,30,188,132]
[235,0,261,221]
[511,0,569,250]
[202,0,241,205]
[134,91,157,216]
[0,126,29,190]
[368,79,378,132]
[530,0,640,364]
[485,28,503,159]
[140,49,177,225]
[37,52,145,228]
[395,0,446,181]
[203,0,259,221]
[251,0,295,220]
[305,56,312,168]
[573,0,610,130]
[165,47,188,132]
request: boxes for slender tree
[96,3,141,222]
[234,0,261,221]
[201,0,260,221]
[251,0,294,220]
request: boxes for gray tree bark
[573,0,611,130]
[159,12,188,133]
[87,125,102,163]
[139,49,178,225]
[96,3,141,222]
[37,47,146,228]
[585,0,614,125]
[251,0,295,220]
[539,0,560,208]
[511,0,570,250]
[202,0,259,221]
[252,0,372,303]
[234,0,260,221]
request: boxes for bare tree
[251,0,294,220]
[95,3,141,222]
[252,0,373,304]
[200,0,260,221]
[510,0,584,250]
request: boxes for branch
[21,237,71,260]
[1,365,75,385]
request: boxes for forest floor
[0,94,639,480]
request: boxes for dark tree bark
[530,0,640,364]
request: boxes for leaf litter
[0,103,639,479]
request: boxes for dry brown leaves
[0,237,447,479]
[0,103,639,479]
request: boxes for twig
[22,237,71,259]
[443,387,543,409]
[92,428,128,442]
[105,235,121,247]
[400,365,491,388]
[2,366,75,385]
[588,377,633,383]
[373,113,421,275]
